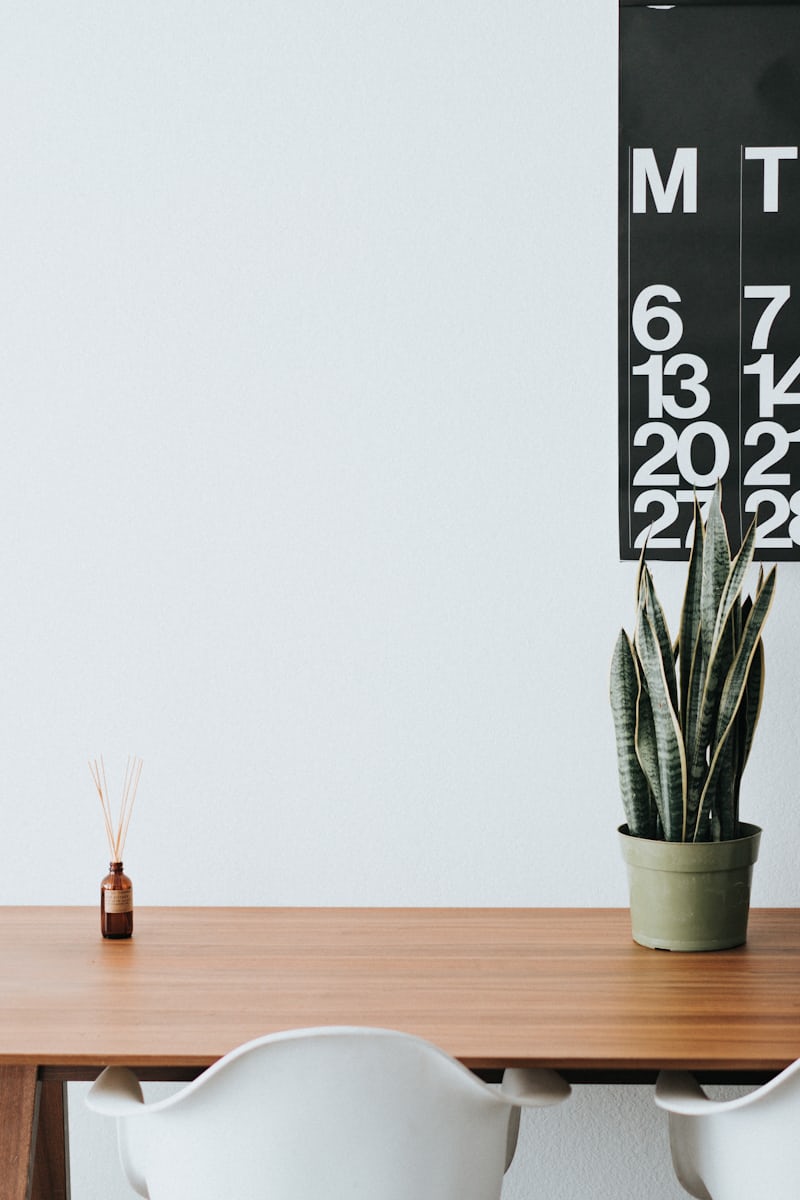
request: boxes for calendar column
[619,0,800,562]
[740,146,800,552]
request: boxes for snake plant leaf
[710,732,738,840]
[634,677,661,836]
[678,495,704,732]
[694,566,776,839]
[738,637,765,778]
[732,639,765,832]
[640,567,679,718]
[610,630,656,837]
[634,538,648,607]
[700,481,731,669]
[683,632,706,835]
[686,482,733,804]
[714,566,775,751]
[686,523,753,815]
[686,616,735,818]
[635,604,687,841]
[712,512,758,648]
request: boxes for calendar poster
[619,0,800,559]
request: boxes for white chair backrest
[656,1061,800,1200]
[88,1026,568,1200]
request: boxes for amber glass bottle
[101,862,133,939]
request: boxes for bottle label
[104,889,133,913]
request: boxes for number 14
[743,285,800,418]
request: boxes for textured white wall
[2,2,796,1196]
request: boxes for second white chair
[656,1060,800,1200]
[87,1025,571,1200]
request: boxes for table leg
[0,1065,37,1200]
[0,1069,70,1200]
[31,1080,69,1200]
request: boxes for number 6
[632,285,683,352]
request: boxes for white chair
[86,1025,570,1199]
[656,1062,800,1200]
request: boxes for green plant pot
[618,823,762,951]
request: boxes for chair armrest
[86,1066,146,1117]
[500,1068,571,1107]
[655,1071,720,1115]
[498,1069,569,1174]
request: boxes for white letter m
[632,147,697,214]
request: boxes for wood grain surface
[0,1065,37,1200]
[1,907,799,1073]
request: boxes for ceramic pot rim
[618,822,761,873]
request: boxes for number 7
[744,285,791,349]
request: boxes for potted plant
[610,483,776,950]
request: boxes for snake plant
[610,483,776,842]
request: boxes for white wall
[2,3,797,1196]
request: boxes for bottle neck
[109,861,124,873]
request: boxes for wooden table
[3,906,800,1200]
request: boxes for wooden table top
[1,906,800,1076]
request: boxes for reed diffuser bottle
[101,861,134,938]
[90,757,143,940]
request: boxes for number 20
[633,421,730,488]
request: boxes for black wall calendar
[619,0,800,559]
